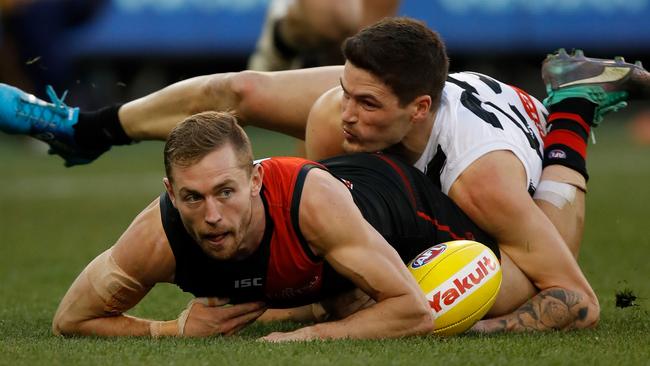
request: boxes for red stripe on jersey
[417,211,466,241]
[548,112,591,133]
[511,86,544,137]
[543,130,587,159]
[376,154,417,206]
[260,157,324,304]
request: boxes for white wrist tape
[533,180,577,209]
[177,298,203,336]
[149,298,205,337]
[149,320,179,338]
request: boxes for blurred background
[1,0,650,106]
[0,3,648,358]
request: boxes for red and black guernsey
[160,153,498,308]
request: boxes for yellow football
[407,240,502,336]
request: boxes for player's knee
[229,70,264,100]
[190,72,241,116]
[229,70,272,123]
[289,0,358,44]
[314,2,359,42]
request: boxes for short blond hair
[164,111,253,180]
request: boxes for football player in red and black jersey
[53,111,503,340]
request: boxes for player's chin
[342,140,383,154]
[201,236,235,260]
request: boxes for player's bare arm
[261,168,433,341]
[257,305,318,323]
[449,151,599,332]
[52,198,266,337]
[258,288,375,324]
[52,199,172,336]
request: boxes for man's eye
[362,100,378,109]
[184,194,201,203]
[220,189,234,198]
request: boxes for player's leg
[249,0,400,71]
[248,0,298,71]
[249,0,361,71]
[121,66,342,141]
[535,49,650,257]
[534,96,593,258]
[0,66,342,166]
[284,0,360,50]
[535,166,586,258]
[283,0,400,48]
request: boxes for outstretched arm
[52,199,173,336]
[261,169,433,341]
[449,150,599,332]
[52,199,266,337]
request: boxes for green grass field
[1,124,649,365]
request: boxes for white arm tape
[85,249,147,312]
[533,180,577,209]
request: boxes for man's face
[339,62,415,153]
[165,145,260,261]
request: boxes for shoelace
[16,85,73,134]
[45,85,71,116]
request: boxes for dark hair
[164,111,253,180]
[342,17,449,106]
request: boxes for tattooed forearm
[471,288,595,333]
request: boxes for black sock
[543,98,596,180]
[272,19,298,59]
[74,104,131,150]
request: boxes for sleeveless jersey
[161,154,497,308]
[161,157,350,308]
[413,72,547,195]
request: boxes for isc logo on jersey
[407,240,502,336]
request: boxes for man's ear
[250,164,264,197]
[163,177,177,207]
[411,95,432,122]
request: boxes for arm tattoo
[475,288,590,333]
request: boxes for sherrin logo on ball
[410,243,446,269]
[407,240,502,336]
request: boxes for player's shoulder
[300,167,348,207]
[306,86,346,160]
[113,197,175,284]
[259,156,328,211]
[309,86,342,127]
[312,86,342,114]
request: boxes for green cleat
[542,48,650,125]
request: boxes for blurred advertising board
[65,0,650,58]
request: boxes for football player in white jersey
[1,17,649,332]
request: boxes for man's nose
[204,197,222,225]
[341,99,358,124]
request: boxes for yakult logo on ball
[427,250,499,316]
[410,244,447,269]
